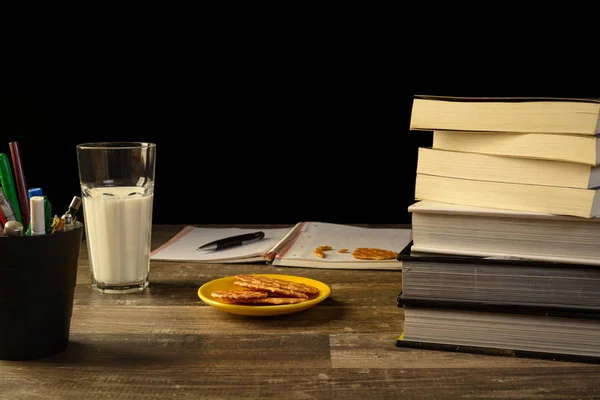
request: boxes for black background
[2,41,597,225]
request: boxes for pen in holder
[0,221,83,360]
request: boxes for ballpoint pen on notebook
[198,231,265,251]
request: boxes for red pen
[0,186,16,227]
[9,142,30,229]
[0,207,6,228]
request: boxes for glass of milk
[76,142,156,294]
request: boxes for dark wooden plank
[330,333,599,369]
[1,364,599,399]
[40,333,332,368]
[76,263,404,285]
[69,305,404,335]
[73,276,402,308]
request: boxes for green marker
[0,153,22,224]
[43,196,52,234]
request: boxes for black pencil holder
[0,222,83,360]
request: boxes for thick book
[150,221,411,270]
[409,200,600,265]
[397,244,600,310]
[395,297,600,364]
[414,173,600,218]
[409,95,600,136]
[432,130,600,166]
[417,147,600,189]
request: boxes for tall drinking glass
[76,142,156,294]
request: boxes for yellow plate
[198,274,331,316]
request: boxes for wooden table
[1,225,600,399]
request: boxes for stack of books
[395,95,600,363]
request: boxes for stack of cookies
[211,275,320,305]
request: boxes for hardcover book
[398,244,600,310]
[395,297,600,364]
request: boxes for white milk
[82,186,153,285]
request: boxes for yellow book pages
[432,130,599,166]
[410,96,600,135]
[416,147,599,188]
[414,174,600,218]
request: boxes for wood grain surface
[1,224,599,400]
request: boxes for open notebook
[150,221,411,270]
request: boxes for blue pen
[28,188,51,233]
[24,193,52,235]
[28,188,43,198]
[25,188,42,235]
